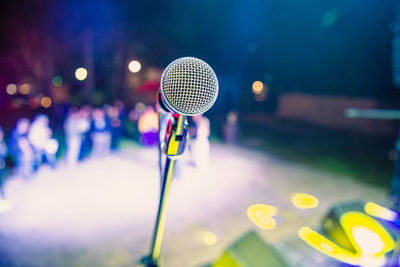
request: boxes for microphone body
[159,57,219,116]
[156,91,170,114]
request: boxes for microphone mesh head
[161,57,219,116]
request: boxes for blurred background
[0,0,400,266]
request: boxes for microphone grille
[161,57,219,116]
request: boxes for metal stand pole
[141,114,188,267]
[148,157,175,266]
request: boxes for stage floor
[0,143,387,266]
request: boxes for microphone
[156,91,170,114]
[158,57,219,116]
[143,57,219,267]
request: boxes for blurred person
[138,106,158,146]
[28,115,57,168]
[190,114,211,169]
[107,105,123,151]
[64,108,87,165]
[9,118,34,179]
[127,102,146,142]
[114,100,126,122]
[126,109,139,140]
[115,100,127,144]
[91,108,111,156]
[0,126,7,196]
[78,105,92,161]
[44,138,59,168]
[223,111,240,144]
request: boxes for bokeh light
[52,76,63,87]
[364,202,398,222]
[11,98,23,108]
[6,84,17,95]
[128,60,141,73]
[291,193,319,209]
[75,67,88,81]
[19,83,31,95]
[135,102,146,113]
[299,211,395,265]
[201,231,218,246]
[352,225,386,255]
[252,81,264,94]
[0,199,13,213]
[28,97,40,109]
[40,96,52,108]
[247,204,278,230]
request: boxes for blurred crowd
[0,102,241,199]
[0,101,129,190]
[6,115,57,179]
[64,101,126,165]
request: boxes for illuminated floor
[0,143,387,266]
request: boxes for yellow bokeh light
[298,211,394,266]
[252,81,264,94]
[247,204,278,230]
[201,231,218,246]
[194,229,219,246]
[75,67,88,81]
[291,193,319,209]
[6,84,17,95]
[19,83,31,95]
[340,212,394,256]
[364,202,398,222]
[128,60,141,73]
[352,225,385,256]
[298,226,386,266]
[40,97,52,108]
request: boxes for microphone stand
[157,113,163,185]
[141,114,188,267]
